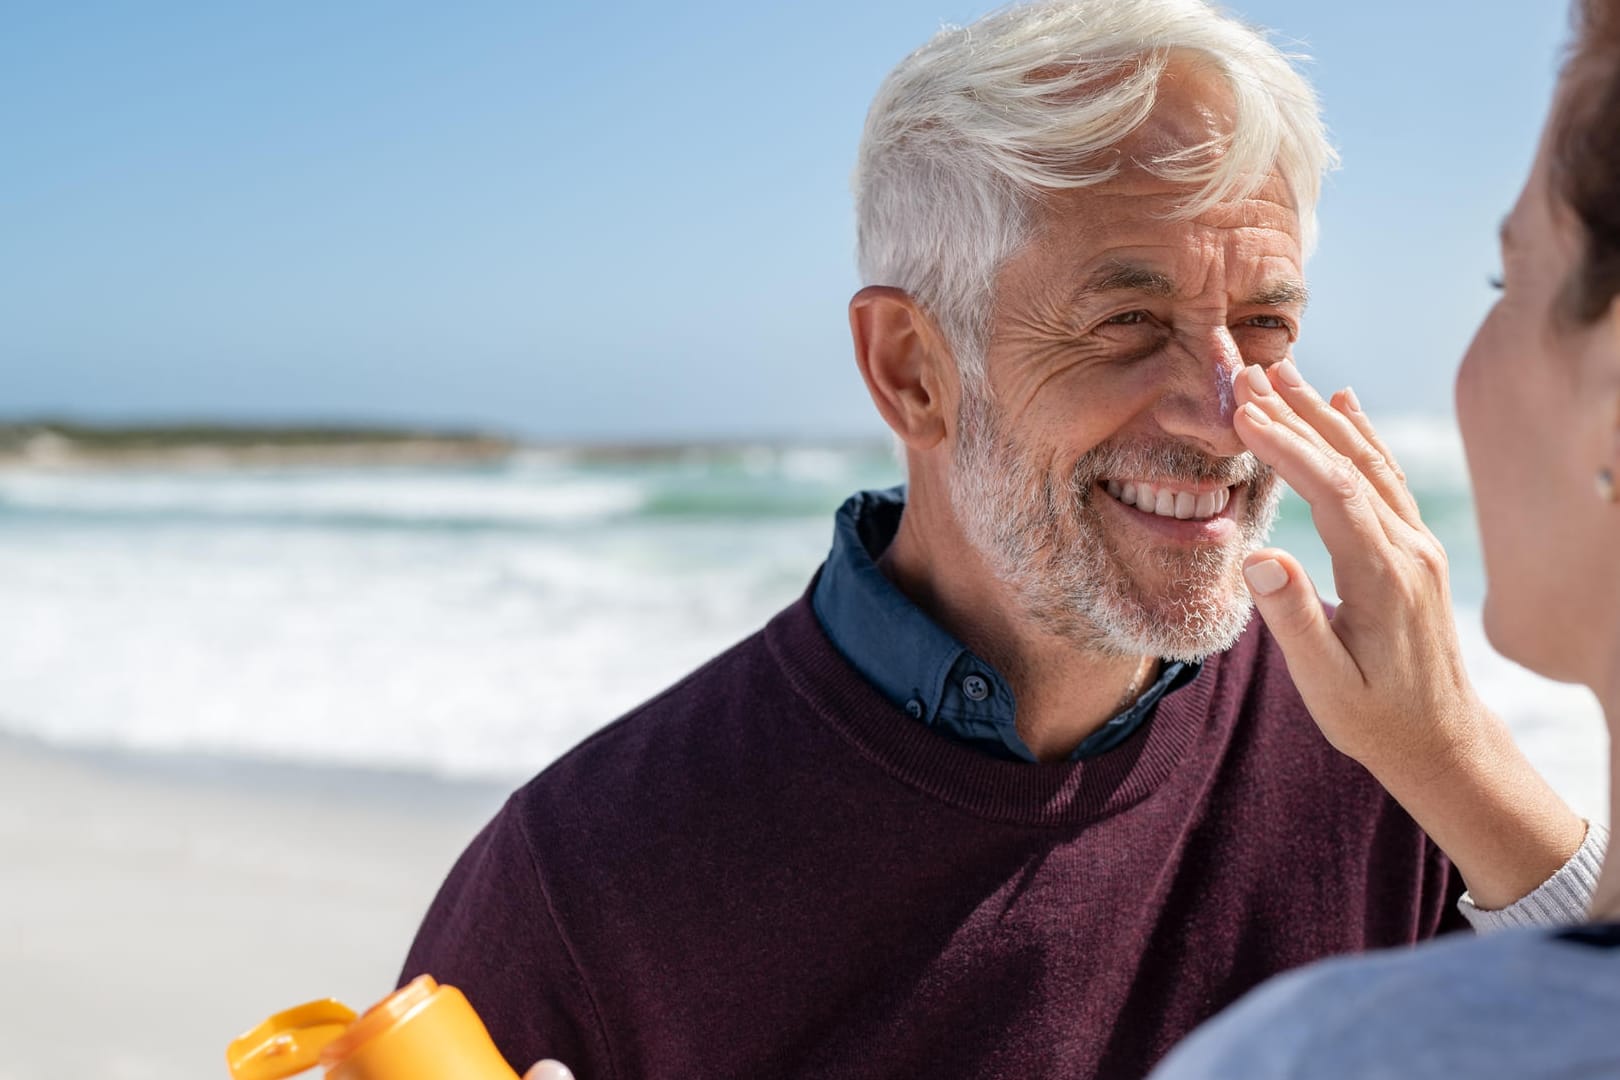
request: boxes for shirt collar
[810,485,1200,763]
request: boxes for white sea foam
[0,518,826,780]
[778,447,857,482]
[1374,414,1471,493]
[0,468,647,526]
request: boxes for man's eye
[1488,273,1505,292]
[1104,311,1151,326]
[1244,315,1291,331]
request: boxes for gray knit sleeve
[1456,822,1608,932]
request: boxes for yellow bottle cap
[226,999,359,1080]
[227,977,521,1080]
[317,975,439,1069]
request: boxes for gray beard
[947,388,1283,663]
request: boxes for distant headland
[0,420,892,471]
[0,420,519,470]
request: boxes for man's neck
[877,491,1157,763]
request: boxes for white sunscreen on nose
[1218,365,1239,424]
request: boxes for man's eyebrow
[1075,261,1180,300]
[1246,279,1310,308]
[1070,263,1308,310]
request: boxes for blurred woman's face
[1456,121,1620,686]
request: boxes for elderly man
[403,1,1606,1077]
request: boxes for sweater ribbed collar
[766,593,1226,829]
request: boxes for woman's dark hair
[1554,0,1620,323]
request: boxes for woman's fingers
[1264,360,1424,529]
[1330,387,1412,493]
[1233,378,1396,585]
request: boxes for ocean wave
[0,519,829,782]
[0,470,649,529]
[5,416,1578,809]
[1374,415,1470,492]
[0,447,896,530]
[0,508,1599,817]
[0,421,1469,530]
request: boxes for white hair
[854,0,1335,385]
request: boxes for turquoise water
[0,421,1605,818]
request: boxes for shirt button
[905,699,925,719]
[962,675,990,701]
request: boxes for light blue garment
[1150,923,1620,1079]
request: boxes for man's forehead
[1037,170,1303,238]
[1021,177,1305,291]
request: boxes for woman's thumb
[1242,549,1337,677]
[524,1062,576,1080]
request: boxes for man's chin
[1099,566,1259,662]
[1157,598,1257,663]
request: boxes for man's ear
[848,286,954,452]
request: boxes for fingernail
[1275,358,1303,388]
[1343,386,1363,413]
[1240,402,1270,426]
[1244,365,1272,395]
[527,1063,576,1080]
[1244,558,1289,596]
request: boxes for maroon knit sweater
[401,593,1465,1079]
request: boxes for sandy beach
[0,734,509,1080]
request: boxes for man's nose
[1154,326,1248,457]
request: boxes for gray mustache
[1073,443,1274,490]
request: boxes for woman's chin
[1481,590,1586,687]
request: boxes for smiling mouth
[1102,479,1233,522]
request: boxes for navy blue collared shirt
[810,486,1201,764]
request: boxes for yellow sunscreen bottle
[227,975,521,1080]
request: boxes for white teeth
[1103,480,1233,522]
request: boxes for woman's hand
[1231,358,1584,911]
[1231,358,1481,773]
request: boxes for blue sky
[1,1,1570,441]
